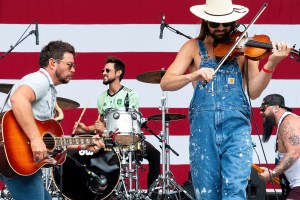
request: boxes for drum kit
[0,69,195,200]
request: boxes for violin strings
[246,40,272,49]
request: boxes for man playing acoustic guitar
[0,40,105,200]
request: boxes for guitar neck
[54,136,99,146]
[251,164,280,185]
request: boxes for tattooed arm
[273,116,300,175]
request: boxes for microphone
[124,93,129,111]
[86,168,98,179]
[159,15,165,39]
[35,20,39,45]
[86,169,108,188]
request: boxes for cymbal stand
[147,91,195,199]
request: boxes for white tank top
[276,112,300,188]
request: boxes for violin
[213,31,300,62]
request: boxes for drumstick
[72,99,91,134]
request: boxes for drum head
[53,149,120,200]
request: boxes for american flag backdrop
[0,0,300,191]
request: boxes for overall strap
[198,40,209,61]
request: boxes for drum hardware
[0,185,12,200]
[146,91,194,200]
[113,142,149,200]
[136,68,193,199]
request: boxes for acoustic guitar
[0,110,111,178]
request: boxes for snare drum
[104,108,143,145]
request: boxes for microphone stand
[164,23,192,40]
[0,23,36,60]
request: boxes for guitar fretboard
[54,137,98,146]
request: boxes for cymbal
[148,113,186,121]
[136,70,166,84]
[57,97,80,110]
[0,83,14,93]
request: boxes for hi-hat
[57,97,80,110]
[136,70,166,84]
[0,83,14,94]
[148,113,186,121]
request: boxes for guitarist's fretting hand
[81,134,105,153]
[31,137,48,162]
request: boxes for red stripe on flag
[0,52,299,79]
[0,0,299,24]
[60,108,300,137]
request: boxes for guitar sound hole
[43,133,55,149]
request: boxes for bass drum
[53,149,120,200]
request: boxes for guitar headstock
[291,44,300,62]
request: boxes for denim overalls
[188,40,253,199]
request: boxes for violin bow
[201,3,268,88]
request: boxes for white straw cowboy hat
[190,0,249,23]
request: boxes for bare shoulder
[279,115,300,147]
[179,39,199,52]
[167,39,200,74]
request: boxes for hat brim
[190,4,249,23]
[281,106,293,112]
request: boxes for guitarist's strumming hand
[30,136,49,163]
[257,166,277,182]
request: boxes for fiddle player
[258,94,300,200]
[0,41,104,200]
[74,56,161,190]
[160,0,291,199]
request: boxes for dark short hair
[106,56,125,81]
[39,40,76,68]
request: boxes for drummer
[74,56,161,189]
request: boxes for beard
[209,29,230,40]
[55,71,71,84]
[262,113,276,142]
[103,77,115,85]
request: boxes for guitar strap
[0,90,11,115]
[0,90,12,132]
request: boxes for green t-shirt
[97,85,139,115]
